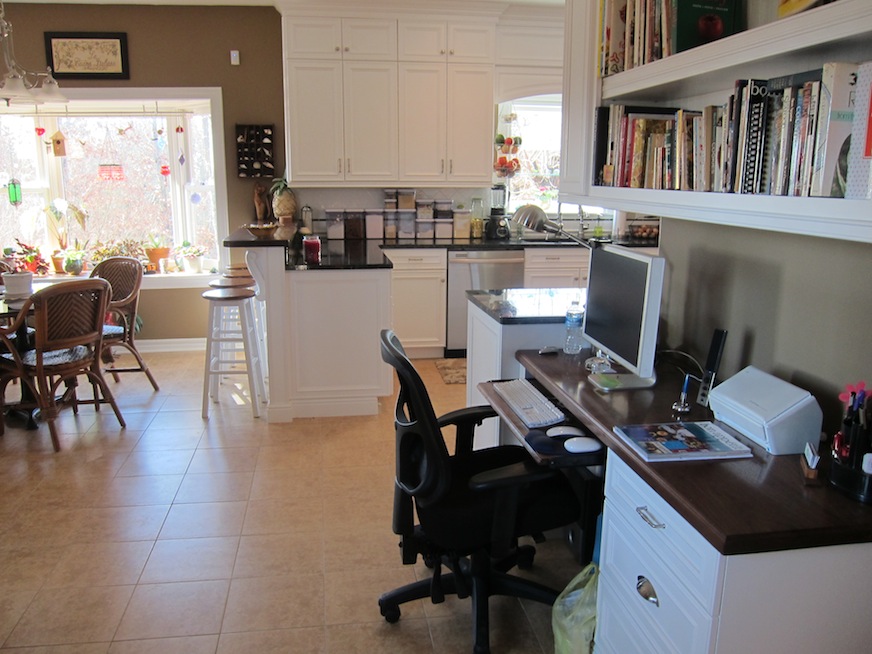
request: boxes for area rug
[434,358,466,385]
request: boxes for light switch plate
[230,50,240,66]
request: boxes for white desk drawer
[596,507,716,654]
[604,452,722,612]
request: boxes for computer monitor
[582,244,666,391]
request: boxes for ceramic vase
[182,256,203,273]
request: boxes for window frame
[2,87,229,290]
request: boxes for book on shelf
[776,0,838,20]
[672,0,742,54]
[738,79,770,194]
[722,79,748,193]
[845,61,872,199]
[811,62,859,198]
[612,420,753,462]
[601,0,628,76]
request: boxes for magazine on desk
[612,421,752,462]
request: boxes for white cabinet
[596,451,872,653]
[398,63,495,184]
[285,60,398,182]
[284,17,397,60]
[384,249,447,358]
[562,0,872,243]
[523,247,589,288]
[398,21,495,63]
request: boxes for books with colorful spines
[738,79,769,194]
[614,106,678,186]
[810,62,859,197]
[776,0,838,20]
[765,67,823,194]
[629,116,674,188]
[624,0,635,71]
[845,61,872,199]
[672,0,742,54]
[674,109,700,190]
[602,0,628,76]
[612,420,753,462]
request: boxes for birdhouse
[51,131,66,157]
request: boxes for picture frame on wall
[44,32,130,80]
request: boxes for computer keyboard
[492,378,565,429]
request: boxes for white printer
[708,366,822,455]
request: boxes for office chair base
[378,549,559,654]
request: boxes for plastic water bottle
[563,301,584,354]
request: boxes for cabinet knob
[344,46,350,52]
[449,49,455,55]
[335,46,341,52]
[636,576,660,607]
[440,49,446,55]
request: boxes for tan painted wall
[659,219,872,433]
[6,3,285,339]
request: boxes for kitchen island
[224,229,392,421]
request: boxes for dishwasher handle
[449,256,525,265]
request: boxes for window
[497,94,614,236]
[0,88,227,272]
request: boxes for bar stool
[201,287,266,418]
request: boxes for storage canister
[434,200,453,221]
[365,209,384,239]
[344,209,365,240]
[453,209,471,239]
[416,218,435,241]
[397,189,416,210]
[384,209,398,239]
[434,219,453,239]
[416,200,434,221]
[398,210,416,239]
[325,209,345,240]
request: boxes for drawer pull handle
[636,576,660,607]
[635,506,666,529]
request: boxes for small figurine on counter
[253,182,268,224]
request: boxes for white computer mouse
[563,436,603,454]
[546,425,586,438]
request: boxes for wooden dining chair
[0,278,126,452]
[90,256,159,391]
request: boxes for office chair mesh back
[382,330,453,507]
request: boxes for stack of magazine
[612,420,752,462]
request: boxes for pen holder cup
[828,455,872,504]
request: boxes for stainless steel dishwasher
[446,249,525,357]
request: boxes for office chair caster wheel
[516,544,535,570]
[379,601,401,624]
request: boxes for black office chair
[378,329,583,654]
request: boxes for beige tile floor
[0,351,582,653]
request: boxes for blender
[486,184,511,240]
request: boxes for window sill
[32,272,217,291]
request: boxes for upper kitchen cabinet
[283,16,397,60]
[285,60,398,183]
[398,63,494,185]
[561,0,872,243]
[398,21,495,63]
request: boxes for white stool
[201,287,266,419]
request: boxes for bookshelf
[561,0,872,243]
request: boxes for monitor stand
[588,371,657,391]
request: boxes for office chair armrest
[438,405,498,455]
[469,459,558,492]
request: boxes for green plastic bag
[552,562,599,654]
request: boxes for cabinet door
[398,21,447,61]
[399,63,448,181]
[446,65,495,184]
[341,18,397,59]
[343,61,399,181]
[283,17,342,59]
[447,23,495,63]
[524,247,590,288]
[285,60,345,182]
[390,269,447,349]
[524,268,584,289]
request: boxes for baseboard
[134,338,206,353]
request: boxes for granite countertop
[223,227,592,271]
[467,287,587,325]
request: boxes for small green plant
[146,233,169,249]
[174,241,206,258]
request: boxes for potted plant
[45,199,87,272]
[61,246,88,276]
[1,240,48,298]
[174,241,207,273]
[144,234,171,267]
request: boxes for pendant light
[0,1,67,105]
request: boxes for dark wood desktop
[505,349,872,556]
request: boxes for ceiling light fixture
[0,1,66,105]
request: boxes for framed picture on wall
[44,32,130,80]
